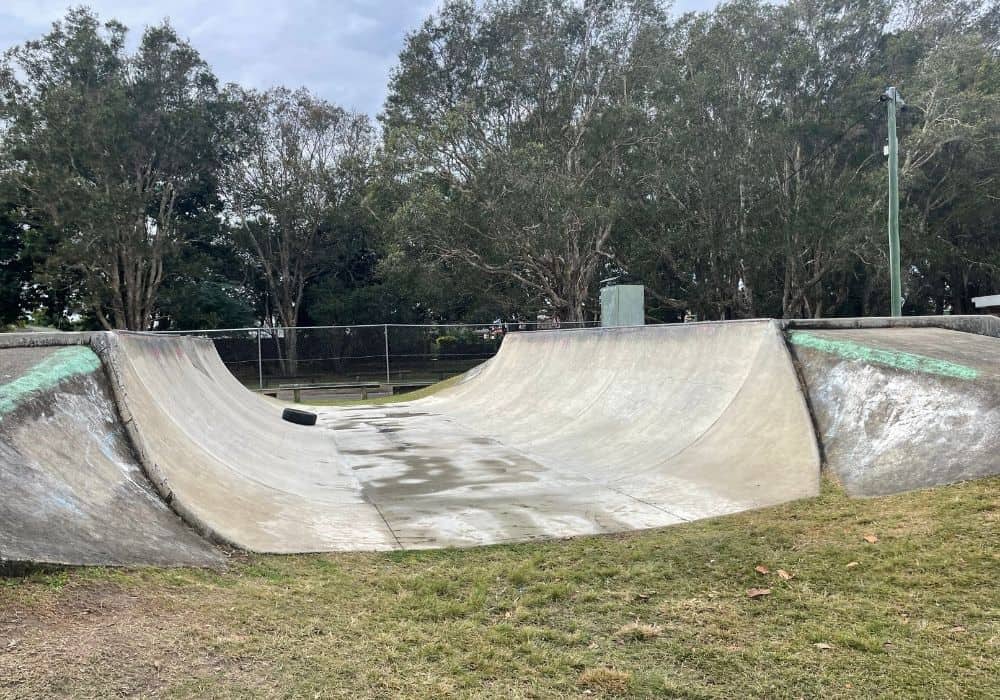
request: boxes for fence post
[257,327,264,391]
[384,323,391,384]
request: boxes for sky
[0,1,719,118]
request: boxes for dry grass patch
[613,620,662,642]
[578,667,633,694]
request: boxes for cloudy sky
[0,1,719,117]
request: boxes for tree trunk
[284,325,298,378]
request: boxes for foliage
[0,9,229,329]
[0,194,27,325]
[382,0,668,322]
[219,87,375,368]
[0,0,997,327]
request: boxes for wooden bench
[259,380,439,402]
[262,382,382,402]
[389,381,437,395]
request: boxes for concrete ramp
[2,320,823,560]
[0,343,222,567]
[99,320,819,552]
[6,317,998,564]
[107,333,399,552]
[789,327,1000,496]
[389,320,821,543]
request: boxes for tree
[220,87,374,371]
[383,0,667,322]
[0,9,228,329]
[620,0,895,320]
[899,32,1000,312]
[0,191,27,325]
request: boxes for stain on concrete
[0,349,222,567]
[789,331,979,380]
[791,328,1000,496]
[0,346,102,416]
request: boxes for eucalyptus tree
[623,0,893,320]
[220,87,374,371]
[0,8,227,329]
[383,0,666,322]
[898,30,1000,312]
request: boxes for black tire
[282,407,317,426]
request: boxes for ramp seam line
[604,485,693,522]
[369,500,405,551]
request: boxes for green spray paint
[0,346,102,415]
[789,331,978,381]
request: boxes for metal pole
[384,324,391,384]
[885,87,903,317]
[257,327,264,391]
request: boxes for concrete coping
[2,316,998,351]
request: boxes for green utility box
[600,284,645,327]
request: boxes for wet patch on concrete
[316,402,688,548]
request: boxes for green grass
[1,477,997,698]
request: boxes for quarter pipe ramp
[789,326,1000,496]
[2,320,819,562]
[3,316,995,566]
[0,343,222,567]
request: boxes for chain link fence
[156,321,597,398]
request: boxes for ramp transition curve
[3,316,996,566]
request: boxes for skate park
[2,313,998,567]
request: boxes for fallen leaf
[755,565,770,575]
[863,534,879,544]
[747,587,772,599]
[814,642,833,650]
[777,569,794,580]
[846,561,860,568]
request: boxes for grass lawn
[1,477,997,699]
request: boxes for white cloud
[0,0,441,116]
[0,1,718,116]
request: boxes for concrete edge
[0,331,100,348]
[780,314,1000,338]
[91,333,244,553]
[0,330,234,558]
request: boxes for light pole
[881,87,904,316]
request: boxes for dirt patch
[0,581,239,698]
